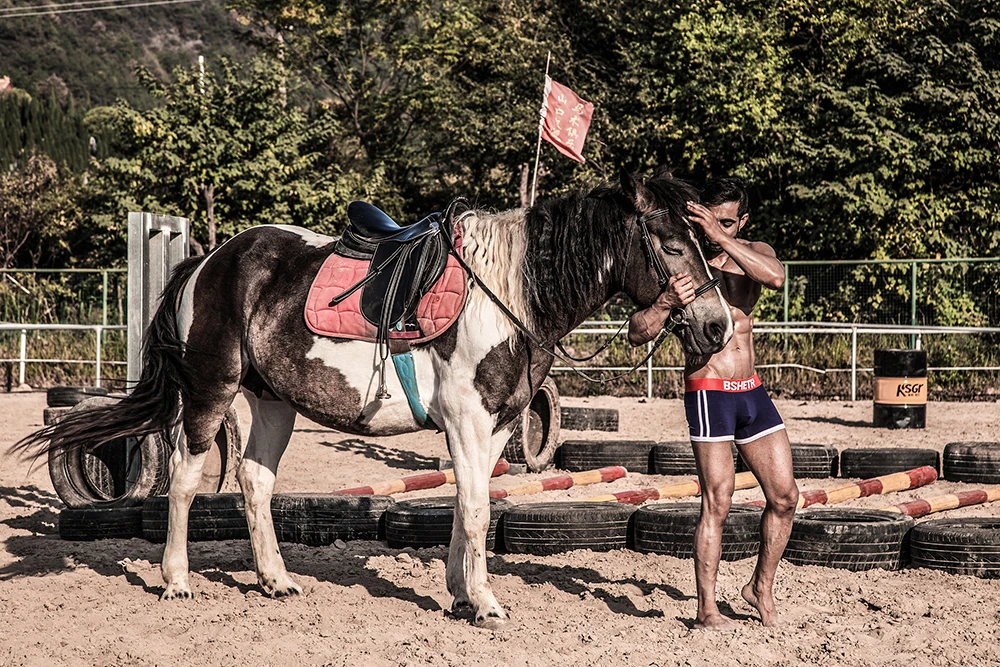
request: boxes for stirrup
[375,360,391,400]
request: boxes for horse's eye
[662,244,684,256]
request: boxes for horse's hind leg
[161,382,241,599]
[237,388,300,596]
[445,414,513,627]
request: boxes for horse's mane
[522,176,698,327]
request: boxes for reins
[440,198,720,385]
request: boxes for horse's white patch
[689,228,734,340]
[305,337,439,433]
[176,258,209,343]
[267,224,335,248]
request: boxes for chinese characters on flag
[539,76,593,163]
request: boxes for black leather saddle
[332,201,451,330]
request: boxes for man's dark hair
[701,177,749,218]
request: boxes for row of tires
[558,440,1000,483]
[58,494,1000,579]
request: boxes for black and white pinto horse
[27,171,732,626]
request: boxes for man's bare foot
[742,581,779,627]
[693,612,737,631]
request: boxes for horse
[21,169,733,627]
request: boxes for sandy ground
[1,392,999,667]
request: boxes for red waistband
[685,374,762,393]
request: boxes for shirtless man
[628,177,799,630]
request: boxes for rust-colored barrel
[873,349,926,429]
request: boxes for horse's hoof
[269,583,303,598]
[451,599,472,612]
[474,613,509,631]
[160,584,193,600]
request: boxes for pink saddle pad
[304,225,467,343]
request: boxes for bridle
[555,208,722,365]
[441,198,721,385]
[636,208,721,299]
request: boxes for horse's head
[618,169,734,357]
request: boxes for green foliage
[0,89,90,171]
[0,154,83,268]
[0,0,256,109]
[86,55,355,253]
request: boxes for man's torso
[686,240,763,380]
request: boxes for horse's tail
[11,254,208,461]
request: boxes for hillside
[0,0,254,109]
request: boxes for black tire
[942,442,1000,484]
[789,444,839,478]
[839,447,939,478]
[271,494,395,545]
[633,502,762,560]
[502,378,561,472]
[43,406,72,426]
[910,518,1000,579]
[58,506,144,541]
[46,385,110,407]
[503,502,637,555]
[48,396,171,509]
[142,493,249,542]
[652,441,738,476]
[560,406,619,432]
[384,497,511,551]
[783,509,914,571]
[557,439,654,473]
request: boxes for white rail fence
[3,321,999,399]
[0,323,126,388]
[553,321,1000,399]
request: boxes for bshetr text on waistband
[685,374,762,393]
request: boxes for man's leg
[691,441,737,630]
[735,428,798,627]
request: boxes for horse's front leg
[445,411,512,628]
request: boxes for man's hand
[629,273,698,346]
[685,201,727,244]
[655,273,696,311]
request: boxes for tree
[87,55,356,254]
[0,154,80,269]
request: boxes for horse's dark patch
[224,228,369,432]
[473,337,554,434]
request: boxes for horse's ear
[619,167,653,210]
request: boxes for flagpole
[529,51,550,207]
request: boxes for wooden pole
[879,486,1000,518]
[335,459,511,495]
[490,466,626,499]
[583,471,760,505]
[747,466,938,509]
[529,51,551,207]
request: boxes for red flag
[539,76,593,163]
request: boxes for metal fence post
[850,326,858,402]
[102,270,109,326]
[910,261,918,347]
[646,340,653,398]
[783,264,790,322]
[18,329,27,386]
[95,326,102,388]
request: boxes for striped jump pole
[879,486,1000,518]
[748,465,938,509]
[335,459,511,495]
[489,466,627,499]
[584,471,760,505]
